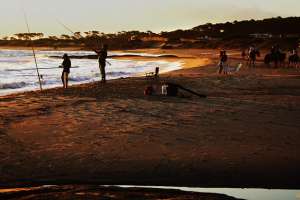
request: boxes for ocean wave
[5,68,36,72]
[68,76,92,82]
[0,82,27,89]
[5,67,68,72]
[0,50,182,95]
[106,71,131,77]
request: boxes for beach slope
[0,49,300,190]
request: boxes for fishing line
[56,19,111,66]
[20,2,43,91]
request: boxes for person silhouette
[219,50,228,74]
[60,54,71,89]
[96,44,108,83]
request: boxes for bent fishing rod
[23,10,43,91]
[57,20,111,66]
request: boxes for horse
[288,54,300,68]
[264,52,286,68]
[247,49,260,68]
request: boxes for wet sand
[0,49,300,197]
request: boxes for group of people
[264,45,299,68]
[60,43,298,87]
[60,44,108,89]
[219,44,299,75]
[218,45,260,75]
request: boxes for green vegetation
[1,17,299,50]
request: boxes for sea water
[117,186,300,200]
[0,49,182,96]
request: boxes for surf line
[22,8,43,91]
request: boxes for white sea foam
[0,49,182,96]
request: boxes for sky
[0,0,299,37]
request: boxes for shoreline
[0,48,212,97]
[1,48,300,192]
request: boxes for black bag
[166,83,178,96]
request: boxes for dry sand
[0,49,300,196]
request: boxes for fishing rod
[56,19,111,66]
[23,10,43,91]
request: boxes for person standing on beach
[60,54,71,89]
[248,48,257,68]
[219,50,228,74]
[96,44,108,83]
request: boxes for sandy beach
[0,48,300,199]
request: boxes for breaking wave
[0,82,27,89]
[68,76,92,82]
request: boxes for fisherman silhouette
[60,54,71,89]
[96,44,108,83]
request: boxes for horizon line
[1,15,299,37]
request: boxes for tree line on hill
[0,17,299,50]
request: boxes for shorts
[63,69,70,73]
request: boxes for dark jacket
[98,50,107,65]
[62,58,71,73]
[220,54,228,62]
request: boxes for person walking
[60,54,71,89]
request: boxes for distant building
[249,33,273,39]
[130,35,138,41]
[141,36,167,42]
[286,34,300,38]
[180,38,199,42]
[196,36,221,41]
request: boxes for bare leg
[65,72,69,88]
[61,72,65,88]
